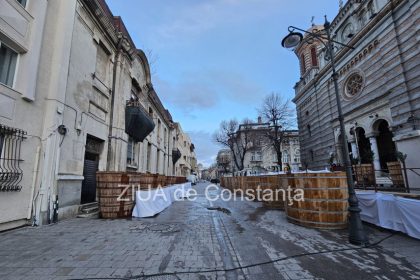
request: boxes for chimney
[257,116,262,124]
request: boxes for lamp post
[282,16,368,246]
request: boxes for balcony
[125,100,155,142]
[172,148,181,164]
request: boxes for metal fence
[352,163,420,193]
[0,124,26,191]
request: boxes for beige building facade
[0,0,196,231]
[172,122,197,177]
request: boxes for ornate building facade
[292,0,419,186]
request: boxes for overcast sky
[107,0,341,167]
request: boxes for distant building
[172,122,197,177]
[292,0,419,186]
[231,118,301,174]
[216,149,233,177]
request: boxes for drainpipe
[27,146,41,220]
[107,33,124,171]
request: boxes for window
[95,42,110,84]
[131,82,140,101]
[157,119,161,139]
[127,137,136,166]
[147,143,152,172]
[282,150,289,163]
[344,72,364,99]
[16,0,27,7]
[294,149,300,163]
[251,152,262,162]
[0,42,18,87]
[164,128,167,147]
[156,150,160,174]
[307,124,311,136]
[310,47,318,67]
[300,53,306,75]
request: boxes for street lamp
[282,16,368,246]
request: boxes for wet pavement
[0,182,419,280]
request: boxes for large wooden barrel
[97,172,133,219]
[156,175,167,187]
[244,176,260,200]
[286,172,349,229]
[353,164,375,187]
[261,175,287,210]
[175,176,187,184]
[128,173,157,190]
[387,161,404,187]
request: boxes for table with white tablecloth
[356,191,420,239]
[132,182,193,218]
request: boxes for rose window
[344,73,364,99]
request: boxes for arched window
[282,150,289,163]
[294,149,300,163]
[300,53,306,75]
[311,47,318,67]
[307,124,311,136]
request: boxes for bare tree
[233,118,255,171]
[216,152,231,174]
[258,92,295,171]
[145,49,159,76]
[213,119,254,171]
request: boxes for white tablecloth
[357,191,420,239]
[132,182,192,218]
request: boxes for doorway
[81,135,103,204]
[355,128,372,164]
[375,120,397,170]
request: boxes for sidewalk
[0,182,419,280]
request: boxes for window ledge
[0,82,23,97]
[127,163,138,170]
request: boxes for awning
[125,103,155,142]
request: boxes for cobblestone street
[1,182,419,280]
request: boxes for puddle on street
[206,207,231,215]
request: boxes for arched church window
[300,53,306,75]
[311,47,318,67]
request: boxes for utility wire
[70,232,396,280]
